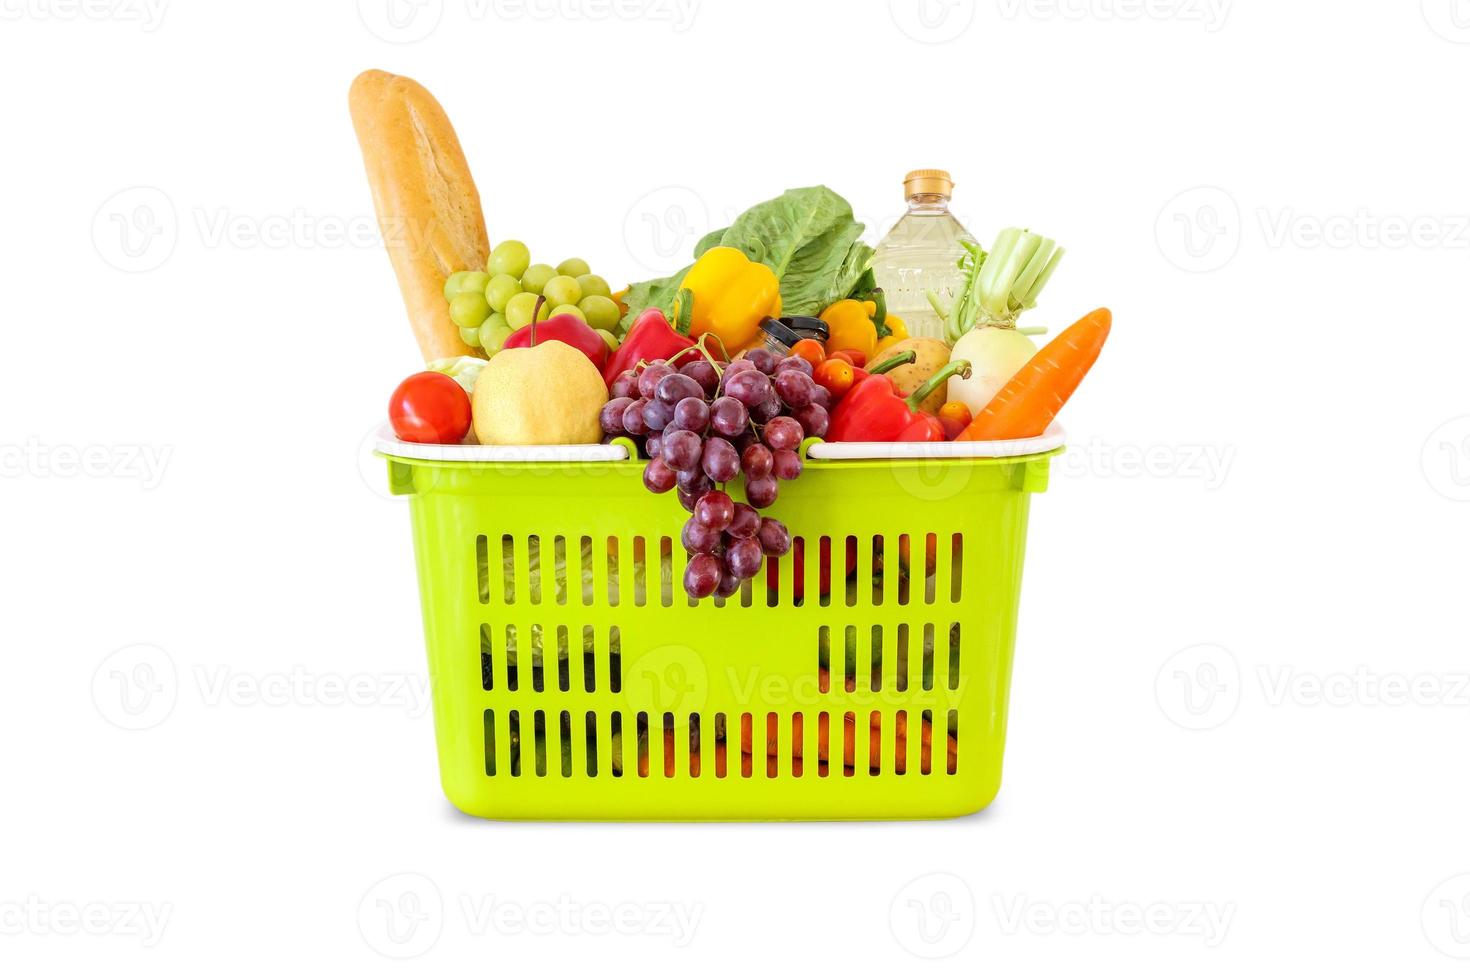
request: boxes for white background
[3,0,1469,975]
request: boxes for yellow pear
[471,340,607,445]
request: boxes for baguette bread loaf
[349,69,488,362]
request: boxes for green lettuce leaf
[619,186,873,329]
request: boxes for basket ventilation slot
[478,532,965,608]
[482,707,958,779]
[481,625,623,693]
[816,622,961,693]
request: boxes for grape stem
[667,334,727,378]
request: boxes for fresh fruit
[478,314,513,355]
[443,271,476,300]
[449,291,490,330]
[471,339,607,445]
[557,257,591,278]
[937,400,973,440]
[549,303,586,322]
[444,270,489,299]
[599,346,810,597]
[543,274,582,308]
[503,309,609,369]
[595,328,619,353]
[579,294,621,331]
[576,273,611,298]
[485,273,521,313]
[504,291,550,330]
[388,371,472,444]
[520,263,556,296]
[487,240,531,279]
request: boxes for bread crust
[349,69,488,362]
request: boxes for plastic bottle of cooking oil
[870,170,976,341]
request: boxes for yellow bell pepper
[822,298,884,361]
[678,246,781,353]
[872,314,908,357]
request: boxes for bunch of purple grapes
[599,345,831,599]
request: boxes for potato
[880,337,954,415]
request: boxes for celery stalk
[940,227,1062,341]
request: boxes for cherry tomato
[937,401,973,440]
[813,358,856,399]
[830,347,867,368]
[789,338,826,368]
[388,371,472,444]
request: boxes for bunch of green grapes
[443,240,622,356]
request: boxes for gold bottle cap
[904,169,953,198]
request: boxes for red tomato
[388,372,472,444]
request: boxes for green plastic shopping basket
[381,430,1061,821]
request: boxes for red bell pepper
[505,311,608,370]
[826,359,972,442]
[600,289,706,385]
[601,306,693,385]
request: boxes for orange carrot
[958,307,1111,441]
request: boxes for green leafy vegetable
[427,355,490,393]
[620,186,874,330]
[929,228,1062,343]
